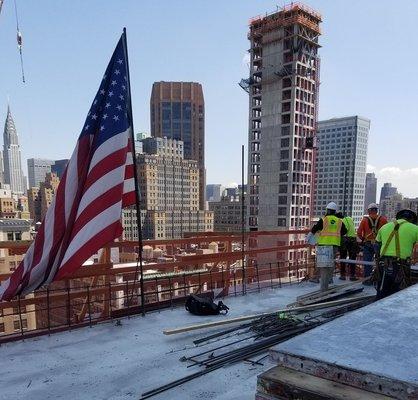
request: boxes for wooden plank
[296,280,365,302]
[257,365,394,400]
[270,351,416,400]
[255,392,283,400]
[162,295,374,335]
[296,287,364,306]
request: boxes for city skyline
[0,1,417,197]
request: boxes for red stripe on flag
[84,147,127,191]
[124,164,134,179]
[54,221,123,281]
[42,170,69,283]
[1,263,25,301]
[122,191,136,207]
[71,184,124,240]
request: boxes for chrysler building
[3,106,26,195]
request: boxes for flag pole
[122,27,146,317]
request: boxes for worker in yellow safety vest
[311,202,347,245]
[374,209,418,300]
[336,213,359,281]
[310,202,347,290]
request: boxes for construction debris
[289,280,366,307]
[163,294,374,336]
[143,290,374,399]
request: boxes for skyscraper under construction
[245,3,322,233]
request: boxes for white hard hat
[367,203,378,210]
[326,202,338,211]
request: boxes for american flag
[0,33,136,301]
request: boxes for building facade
[0,219,36,336]
[380,194,418,220]
[27,158,54,188]
[206,184,223,203]
[122,137,213,240]
[379,182,397,206]
[3,106,26,195]
[364,172,377,212]
[314,116,370,225]
[246,4,321,232]
[27,172,60,222]
[209,195,246,232]
[51,159,69,179]
[150,82,205,209]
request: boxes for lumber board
[296,286,364,306]
[296,280,365,302]
[257,365,394,400]
[255,392,283,400]
[269,352,414,400]
[162,295,374,335]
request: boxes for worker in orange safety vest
[357,203,388,281]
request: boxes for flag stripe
[84,147,127,191]
[71,184,123,240]
[89,130,128,172]
[55,221,123,281]
[60,201,123,267]
[77,164,126,217]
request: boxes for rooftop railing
[0,231,416,343]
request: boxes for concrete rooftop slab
[0,282,344,400]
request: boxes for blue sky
[0,0,417,197]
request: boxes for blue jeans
[363,242,379,277]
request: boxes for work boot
[329,278,334,284]
[339,276,346,281]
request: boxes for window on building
[281,126,290,136]
[278,196,287,205]
[278,207,287,216]
[278,218,286,227]
[282,114,290,124]
[279,173,288,183]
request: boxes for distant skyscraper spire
[3,105,26,195]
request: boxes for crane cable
[14,0,25,83]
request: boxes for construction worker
[336,212,358,281]
[375,209,418,300]
[357,203,388,281]
[310,202,347,291]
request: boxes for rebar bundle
[141,297,373,399]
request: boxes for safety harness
[376,220,411,290]
[366,215,381,241]
[380,220,406,258]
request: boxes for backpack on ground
[185,294,229,316]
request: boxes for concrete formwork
[268,285,418,399]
